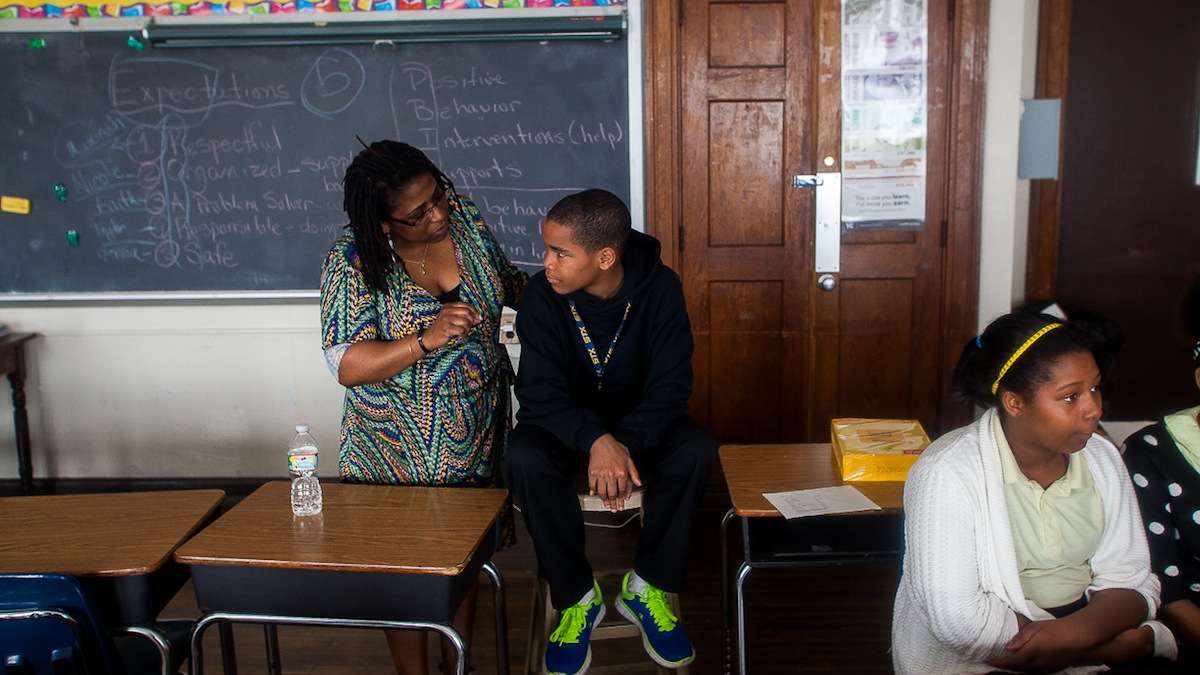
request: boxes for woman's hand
[423,302,482,350]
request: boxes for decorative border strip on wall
[2,0,624,21]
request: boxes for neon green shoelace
[548,604,588,645]
[641,586,679,632]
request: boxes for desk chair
[522,489,688,675]
[0,573,118,675]
[0,574,192,675]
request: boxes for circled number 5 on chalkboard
[301,48,366,120]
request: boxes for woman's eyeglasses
[389,184,447,228]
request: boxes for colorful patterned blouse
[320,194,526,485]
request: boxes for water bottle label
[288,450,318,472]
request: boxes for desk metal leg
[219,622,238,675]
[118,625,171,675]
[191,612,467,675]
[439,624,468,675]
[720,508,736,674]
[263,624,281,675]
[733,562,752,675]
[481,561,510,675]
[191,615,211,675]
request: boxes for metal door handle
[813,172,841,273]
[818,274,837,291]
[792,174,824,189]
[796,173,842,274]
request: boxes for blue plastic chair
[0,573,119,675]
[0,574,194,675]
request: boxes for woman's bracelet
[416,330,433,355]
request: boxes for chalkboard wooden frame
[0,5,644,301]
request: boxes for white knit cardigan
[891,409,1160,674]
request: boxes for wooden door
[681,0,951,442]
[1031,0,1200,419]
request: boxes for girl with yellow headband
[1123,278,1200,660]
[892,310,1178,674]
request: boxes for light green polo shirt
[1164,405,1200,475]
[993,414,1104,609]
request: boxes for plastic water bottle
[288,424,322,516]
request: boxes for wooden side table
[719,444,905,675]
[0,333,38,494]
[176,481,511,675]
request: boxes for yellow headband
[991,323,1064,395]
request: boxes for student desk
[176,481,510,675]
[0,332,38,494]
[719,444,904,675]
[0,489,225,670]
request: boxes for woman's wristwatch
[416,330,433,355]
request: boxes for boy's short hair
[545,189,631,255]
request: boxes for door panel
[709,281,786,442]
[709,3,788,67]
[709,102,786,247]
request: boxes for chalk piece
[66,229,80,248]
[53,182,68,202]
[1,196,31,215]
[126,35,145,51]
[28,38,46,49]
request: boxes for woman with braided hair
[320,139,526,674]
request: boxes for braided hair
[342,139,459,293]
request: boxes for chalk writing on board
[1,37,630,292]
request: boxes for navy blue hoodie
[514,231,694,454]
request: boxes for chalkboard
[0,32,629,296]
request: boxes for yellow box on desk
[831,418,930,482]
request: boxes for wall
[977,0,1039,330]
[0,303,342,478]
[0,303,524,479]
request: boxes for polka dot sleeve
[1124,432,1192,604]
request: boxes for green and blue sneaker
[544,580,605,675]
[615,571,695,669]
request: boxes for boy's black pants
[504,416,717,610]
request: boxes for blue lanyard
[567,300,632,391]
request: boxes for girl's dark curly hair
[953,307,1122,409]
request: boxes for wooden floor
[158,489,900,675]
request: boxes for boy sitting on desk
[505,189,717,674]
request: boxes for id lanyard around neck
[567,299,632,391]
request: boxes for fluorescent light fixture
[142,15,626,49]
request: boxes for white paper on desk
[762,486,882,519]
